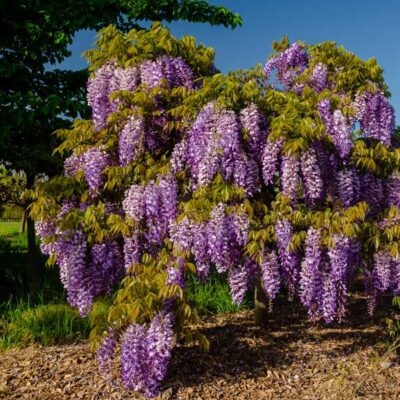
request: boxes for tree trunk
[20,210,27,234]
[254,278,269,326]
[26,175,40,290]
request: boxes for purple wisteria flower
[240,103,267,159]
[275,218,300,297]
[310,62,328,92]
[89,240,124,296]
[301,146,324,207]
[183,102,260,195]
[323,235,352,323]
[121,312,174,398]
[337,167,360,208]
[264,42,308,91]
[98,328,118,378]
[261,138,284,186]
[260,250,280,300]
[280,154,301,202]
[388,172,400,208]
[318,99,353,159]
[300,227,323,319]
[119,113,145,166]
[82,147,110,193]
[54,230,91,316]
[355,90,395,146]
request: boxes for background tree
[0,0,242,288]
[0,166,27,231]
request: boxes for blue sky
[60,0,400,118]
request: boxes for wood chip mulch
[1,297,400,400]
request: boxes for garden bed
[1,298,400,400]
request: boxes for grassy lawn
[0,221,21,236]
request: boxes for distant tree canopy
[0,0,242,180]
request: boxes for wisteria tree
[31,25,400,397]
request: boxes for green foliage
[0,166,27,212]
[0,206,24,221]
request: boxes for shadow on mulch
[167,292,396,392]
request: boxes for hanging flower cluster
[122,174,178,268]
[172,102,262,195]
[33,25,400,398]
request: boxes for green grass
[0,271,247,350]
[0,220,27,250]
[0,296,110,350]
[0,303,90,349]
[187,271,251,316]
[0,221,21,236]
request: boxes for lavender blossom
[123,185,146,222]
[300,227,323,319]
[332,110,353,159]
[240,104,267,159]
[82,147,110,193]
[144,312,174,397]
[166,258,186,289]
[98,328,118,377]
[337,167,360,208]
[301,146,324,206]
[323,235,352,323]
[89,240,124,296]
[170,217,195,252]
[388,172,400,208]
[119,113,145,166]
[87,64,117,131]
[192,222,212,280]
[121,323,147,393]
[54,231,91,316]
[275,219,300,297]
[360,172,386,214]
[228,262,252,305]
[310,62,328,92]
[260,250,280,300]
[261,138,284,185]
[64,153,85,177]
[124,232,142,271]
[264,42,308,91]
[280,154,301,202]
[374,250,392,292]
[207,203,237,273]
[355,90,395,146]
[35,218,57,256]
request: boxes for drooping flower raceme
[355,90,395,146]
[310,62,328,93]
[260,250,280,300]
[121,312,174,398]
[275,218,300,297]
[264,42,308,91]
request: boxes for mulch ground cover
[1,295,400,400]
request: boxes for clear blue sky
[59,0,400,119]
